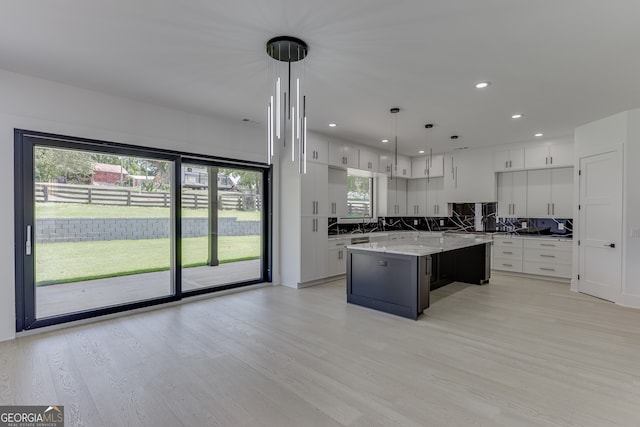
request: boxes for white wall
[0,69,277,341]
[573,109,640,308]
[623,109,640,306]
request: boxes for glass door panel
[181,163,263,291]
[33,146,175,319]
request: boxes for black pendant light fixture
[390,107,400,180]
[266,36,309,173]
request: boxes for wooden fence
[35,183,261,211]
[347,201,370,216]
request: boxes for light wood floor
[3,274,640,426]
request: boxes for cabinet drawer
[327,239,349,249]
[493,257,523,272]
[523,239,572,251]
[523,261,572,278]
[493,247,523,260]
[493,237,523,249]
[523,248,572,264]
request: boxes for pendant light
[266,36,308,173]
[390,107,400,180]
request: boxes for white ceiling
[1,1,639,156]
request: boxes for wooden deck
[36,259,261,318]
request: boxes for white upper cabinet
[428,154,445,178]
[524,141,574,169]
[329,141,358,169]
[300,162,328,217]
[414,154,445,178]
[306,138,328,164]
[494,147,525,171]
[407,178,428,216]
[328,167,347,217]
[411,157,428,178]
[526,167,573,218]
[444,148,496,203]
[426,177,447,217]
[386,177,407,216]
[358,148,379,172]
[379,154,411,177]
[497,171,527,218]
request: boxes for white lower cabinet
[522,239,572,278]
[492,236,524,272]
[326,238,349,276]
[492,236,572,279]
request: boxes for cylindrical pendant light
[266,36,309,173]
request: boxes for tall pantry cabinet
[280,138,329,288]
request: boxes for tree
[219,168,262,193]
[35,147,94,183]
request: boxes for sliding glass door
[15,130,271,331]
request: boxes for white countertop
[492,233,572,241]
[347,235,493,256]
[328,231,443,241]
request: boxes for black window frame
[14,129,272,331]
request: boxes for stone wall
[35,217,261,243]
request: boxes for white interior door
[578,150,623,302]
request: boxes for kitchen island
[346,235,492,320]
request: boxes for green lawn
[35,202,261,221]
[35,236,261,285]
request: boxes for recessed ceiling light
[475,82,490,89]
[511,114,524,119]
[329,123,337,127]
[381,139,389,143]
[534,133,544,137]
[419,150,425,154]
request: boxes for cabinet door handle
[503,241,513,244]
[545,156,548,165]
[547,203,550,215]
[552,203,555,215]
[550,156,553,164]
[509,160,512,168]
[540,254,555,258]
[540,243,556,247]
[505,161,508,168]
[502,263,513,267]
[540,267,556,272]
[503,251,513,255]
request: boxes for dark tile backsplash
[328,202,572,237]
